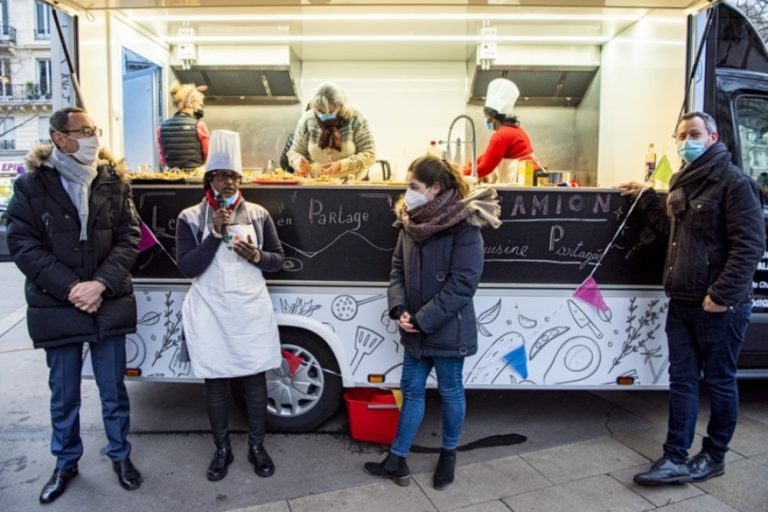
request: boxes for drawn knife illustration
[567,300,603,339]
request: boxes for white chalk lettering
[308,198,369,230]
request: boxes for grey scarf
[462,186,502,229]
[48,147,98,241]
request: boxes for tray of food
[252,178,303,185]
[251,169,304,185]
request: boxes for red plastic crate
[344,388,400,444]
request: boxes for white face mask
[404,188,429,210]
[67,135,99,165]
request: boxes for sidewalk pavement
[228,390,768,512]
[1,261,766,512]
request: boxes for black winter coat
[638,147,764,308]
[6,148,141,348]
[388,219,484,359]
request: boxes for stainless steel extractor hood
[470,66,599,108]
[171,65,300,106]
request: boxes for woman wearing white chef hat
[465,78,544,182]
[175,129,285,482]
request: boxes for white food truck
[42,0,768,431]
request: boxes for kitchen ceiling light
[132,13,646,23]
[163,34,611,44]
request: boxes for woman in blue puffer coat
[364,155,501,490]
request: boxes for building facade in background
[0,0,51,200]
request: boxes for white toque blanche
[205,129,243,175]
[484,78,520,116]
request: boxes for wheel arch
[275,313,355,387]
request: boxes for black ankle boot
[247,444,275,478]
[363,453,411,486]
[433,449,456,490]
[207,435,233,482]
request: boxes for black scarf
[666,142,730,217]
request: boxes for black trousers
[205,373,267,447]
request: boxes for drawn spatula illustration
[567,300,603,339]
[350,326,385,372]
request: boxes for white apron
[182,222,281,378]
[494,152,546,184]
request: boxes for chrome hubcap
[266,343,325,418]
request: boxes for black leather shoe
[39,466,78,504]
[247,444,275,478]
[112,458,143,491]
[633,456,692,486]
[363,453,411,487]
[687,452,725,482]
[207,446,234,482]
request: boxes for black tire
[231,328,342,433]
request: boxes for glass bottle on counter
[426,140,441,157]
[644,143,657,181]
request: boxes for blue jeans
[45,336,132,469]
[662,299,751,464]
[390,351,465,457]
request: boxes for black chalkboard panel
[131,185,665,286]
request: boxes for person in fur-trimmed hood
[364,155,501,490]
[6,108,142,504]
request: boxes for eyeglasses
[61,126,103,138]
[212,172,241,183]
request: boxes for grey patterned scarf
[48,147,98,241]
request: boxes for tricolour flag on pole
[573,276,609,312]
[652,155,674,185]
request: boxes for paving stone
[610,464,704,507]
[653,495,738,512]
[413,455,550,511]
[503,474,653,512]
[694,458,768,512]
[751,452,768,468]
[288,481,436,512]
[611,426,668,461]
[450,501,511,512]
[740,402,768,427]
[521,436,647,485]
[227,502,290,512]
[725,416,768,457]
[591,391,669,425]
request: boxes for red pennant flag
[138,222,158,252]
[282,350,303,377]
[573,276,609,312]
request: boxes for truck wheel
[258,329,342,432]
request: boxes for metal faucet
[442,115,477,180]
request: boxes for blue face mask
[485,119,494,132]
[216,192,237,208]
[677,139,708,163]
[225,194,238,207]
[317,112,337,123]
